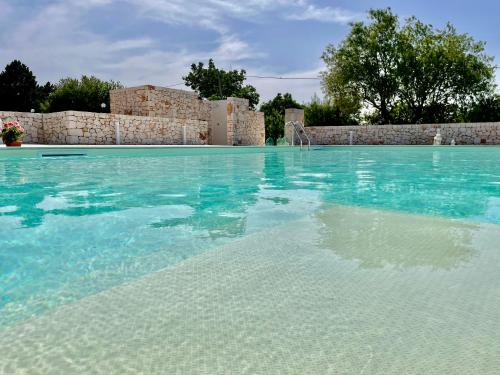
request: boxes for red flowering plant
[1,120,25,144]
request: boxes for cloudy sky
[1,0,499,105]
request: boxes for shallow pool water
[1,146,499,326]
[0,146,500,373]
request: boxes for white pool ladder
[285,121,310,150]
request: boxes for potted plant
[1,120,25,147]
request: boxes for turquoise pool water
[0,146,499,328]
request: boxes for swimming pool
[1,146,500,373]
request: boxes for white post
[115,121,121,145]
[182,125,187,145]
[349,131,354,145]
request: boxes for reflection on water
[316,205,475,269]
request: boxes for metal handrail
[285,121,302,149]
[295,121,311,150]
[285,121,310,150]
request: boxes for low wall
[306,123,500,145]
[1,111,209,145]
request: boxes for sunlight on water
[0,147,499,354]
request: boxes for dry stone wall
[1,111,208,145]
[226,98,265,146]
[306,123,500,145]
[110,85,212,121]
[285,108,500,145]
[43,112,208,145]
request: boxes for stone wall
[0,112,43,143]
[110,85,212,121]
[285,108,500,145]
[43,111,208,145]
[111,87,265,146]
[226,97,265,146]
[1,111,208,145]
[244,111,265,146]
[42,112,70,144]
[306,123,500,145]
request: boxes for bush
[304,97,358,126]
[44,76,122,113]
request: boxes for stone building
[0,85,266,146]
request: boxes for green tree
[35,82,55,112]
[45,76,122,113]
[304,94,359,126]
[321,8,495,124]
[397,18,494,124]
[0,60,38,112]
[183,59,260,109]
[260,93,302,140]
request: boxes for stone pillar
[226,99,236,146]
[284,108,304,144]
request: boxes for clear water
[1,146,499,328]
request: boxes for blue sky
[1,0,499,104]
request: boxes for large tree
[260,93,302,141]
[183,59,260,109]
[322,8,495,124]
[0,60,54,112]
[0,60,38,112]
[44,76,122,113]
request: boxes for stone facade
[110,85,212,121]
[286,108,500,145]
[109,86,265,146]
[1,86,264,146]
[226,98,265,146]
[245,111,265,146]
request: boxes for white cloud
[123,0,356,34]
[286,4,362,24]
[108,38,155,51]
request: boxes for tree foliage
[322,8,496,124]
[304,95,359,126]
[260,93,302,140]
[461,94,500,122]
[0,60,53,112]
[44,76,122,113]
[183,59,260,109]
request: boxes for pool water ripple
[1,146,499,327]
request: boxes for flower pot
[5,140,22,147]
